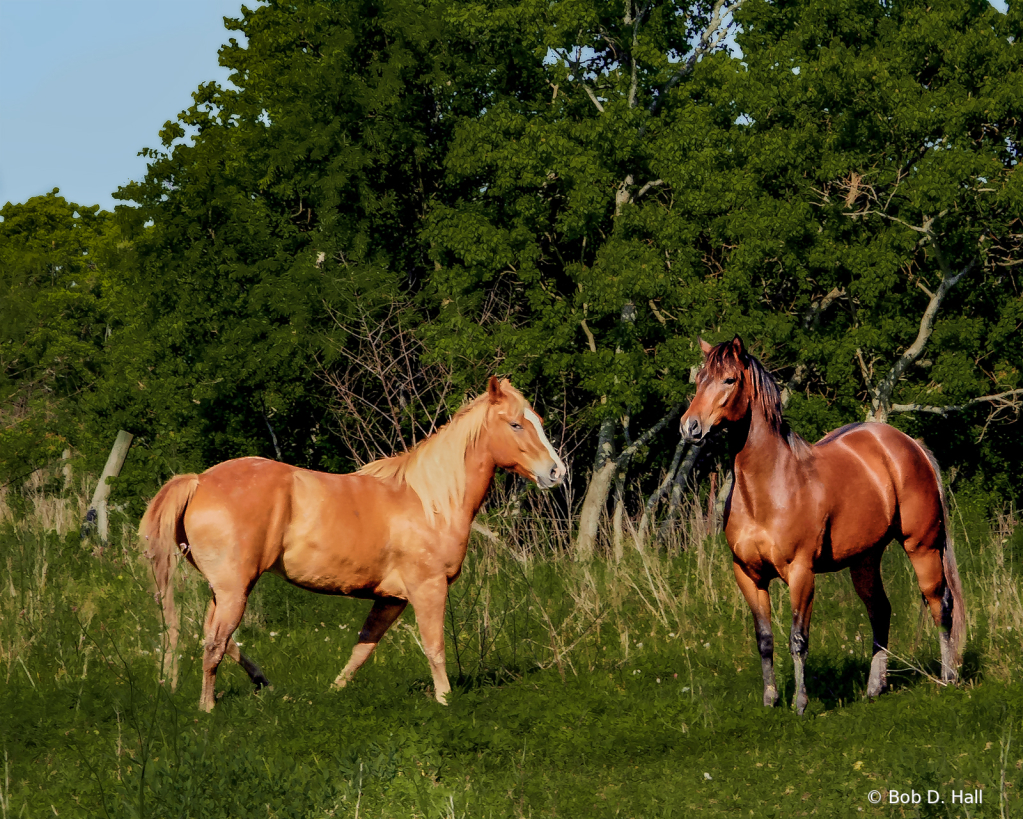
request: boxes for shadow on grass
[793,645,979,712]
[452,662,547,694]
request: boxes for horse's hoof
[330,676,348,691]
[763,687,779,707]
[794,694,808,715]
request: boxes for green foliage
[97,0,477,498]
[0,191,124,481]
[2,488,1021,817]
[5,0,1022,511]
[418,0,1023,500]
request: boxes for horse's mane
[707,342,812,459]
[357,383,526,526]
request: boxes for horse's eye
[723,377,737,385]
[510,422,523,431]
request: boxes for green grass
[1,482,1021,818]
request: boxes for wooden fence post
[83,430,133,544]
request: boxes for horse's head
[485,377,566,489]
[680,336,751,443]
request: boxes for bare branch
[317,298,456,462]
[856,348,875,393]
[801,285,845,329]
[583,83,606,114]
[614,403,683,467]
[647,0,745,120]
[580,319,597,353]
[615,174,635,215]
[551,48,606,114]
[636,179,665,199]
[891,389,1023,417]
[779,364,807,409]
[876,253,976,400]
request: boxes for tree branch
[891,389,1023,417]
[614,403,683,467]
[636,179,665,199]
[580,319,597,353]
[647,0,744,120]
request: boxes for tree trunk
[574,415,616,561]
[612,473,626,562]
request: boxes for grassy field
[1,476,1021,818]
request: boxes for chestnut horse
[141,377,565,711]
[680,337,964,714]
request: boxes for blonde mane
[357,383,527,526]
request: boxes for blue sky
[1,0,245,213]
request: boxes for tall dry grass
[2,468,1022,693]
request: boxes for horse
[679,337,965,714]
[140,377,566,711]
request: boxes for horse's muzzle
[680,417,704,443]
[536,461,566,489]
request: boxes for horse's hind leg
[200,591,249,712]
[850,550,891,697]
[202,600,270,690]
[226,640,270,689]
[732,561,779,707]
[903,534,957,683]
[787,563,816,715]
[332,597,408,691]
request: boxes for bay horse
[680,337,965,714]
[140,377,566,711]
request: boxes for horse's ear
[731,335,745,356]
[699,337,714,356]
[487,376,504,404]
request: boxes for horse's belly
[822,490,895,566]
[273,538,402,598]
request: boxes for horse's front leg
[732,561,779,707]
[333,597,408,690]
[408,575,452,704]
[787,563,816,715]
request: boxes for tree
[101,0,479,507]
[423,0,1023,554]
[421,0,747,558]
[716,0,1023,480]
[0,190,121,483]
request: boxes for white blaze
[524,408,565,475]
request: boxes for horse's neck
[459,437,498,525]
[733,406,801,486]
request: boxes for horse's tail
[139,474,200,689]
[918,442,966,667]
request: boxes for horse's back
[182,456,418,596]
[813,423,942,559]
[814,423,939,496]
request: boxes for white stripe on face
[524,408,565,473]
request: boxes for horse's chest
[725,511,806,573]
